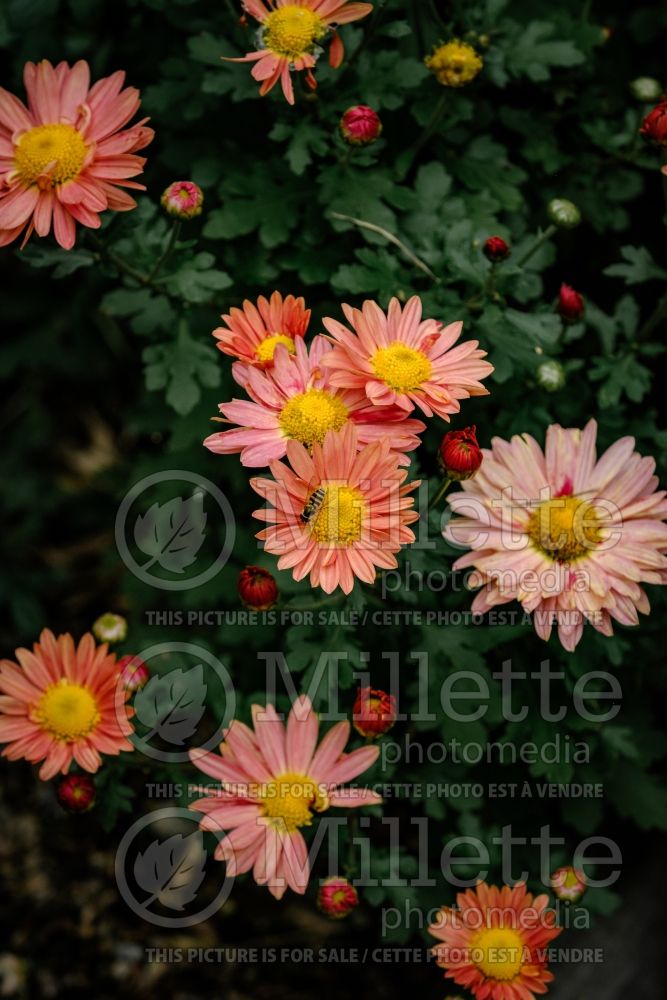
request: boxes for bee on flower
[229,1,374,105]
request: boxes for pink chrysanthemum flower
[213,290,311,369]
[189,694,381,899]
[322,296,494,422]
[231,1,373,105]
[429,882,562,1000]
[0,629,134,780]
[250,423,420,594]
[205,334,425,467]
[550,866,587,903]
[444,419,667,651]
[0,59,153,250]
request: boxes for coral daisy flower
[231,0,374,105]
[0,629,134,780]
[322,296,494,422]
[250,423,420,593]
[213,290,311,369]
[189,694,381,899]
[444,419,667,651]
[205,335,425,467]
[0,59,153,250]
[429,882,562,1000]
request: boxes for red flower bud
[117,654,150,692]
[483,236,510,262]
[438,426,483,481]
[352,687,397,739]
[339,105,382,146]
[238,566,279,610]
[57,774,96,813]
[317,876,359,918]
[556,283,585,323]
[640,99,667,146]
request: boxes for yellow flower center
[255,333,297,364]
[279,388,349,449]
[560,868,582,888]
[308,485,366,546]
[372,343,432,392]
[33,679,100,741]
[472,927,524,982]
[426,41,483,87]
[14,123,87,186]
[263,6,327,60]
[260,771,329,833]
[527,495,601,562]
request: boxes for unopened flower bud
[161,181,204,220]
[640,99,667,146]
[556,283,585,323]
[317,876,359,918]
[118,654,150,692]
[536,359,566,393]
[630,77,662,103]
[550,866,587,902]
[339,105,382,146]
[92,613,127,645]
[547,198,581,229]
[353,688,397,739]
[238,566,279,610]
[483,236,511,262]
[57,774,96,813]
[438,426,483,481]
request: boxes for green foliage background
[2,0,667,967]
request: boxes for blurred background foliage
[1,0,667,995]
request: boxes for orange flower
[429,882,562,1000]
[230,1,373,105]
[0,60,152,249]
[213,291,311,369]
[0,629,134,780]
[250,423,420,594]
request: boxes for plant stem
[516,224,557,267]
[330,211,440,283]
[637,290,667,340]
[429,476,453,511]
[148,220,181,281]
[402,92,448,172]
[87,231,182,304]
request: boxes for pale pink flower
[0,59,153,249]
[322,296,494,422]
[205,334,425,467]
[231,1,374,105]
[189,694,381,899]
[250,423,420,594]
[213,290,311,369]
[444,419,667,651]
[0,629,134,780]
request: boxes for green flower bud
[547,198,581,229]
[536,360,566,393]
[630,77,663,103]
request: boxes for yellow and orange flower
[231,1,373,105]
[250,423,420,594]
[0,629,134,780]
[0,59,152,249]
[213,290,311,369]
[429,882,562,1000]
